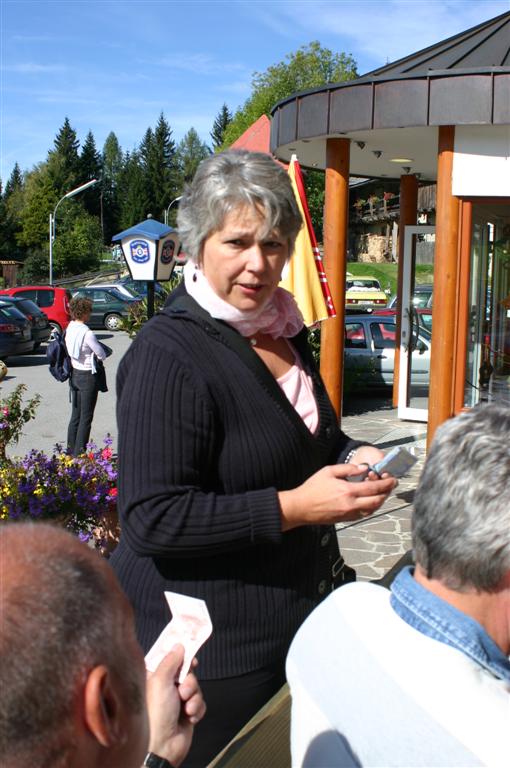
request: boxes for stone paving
[335,395,428,580]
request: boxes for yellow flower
[34,487,44,497]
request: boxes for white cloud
[10,35,57,43]
[214,79,252,96]
[249,0,510,71]
[153,52,248,77]
[2,62,67,74]
[35,91,99,106]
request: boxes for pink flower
[101,448,113,460]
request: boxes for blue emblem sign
[130,239,150,264]
[160,238,176,264]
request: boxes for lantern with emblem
[112,216,180,317]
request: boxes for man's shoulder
[288,581,509,768]
[291,582,391,645]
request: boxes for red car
[0,285,72,333]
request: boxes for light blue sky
[1,0,508,183]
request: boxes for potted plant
[368,194,380,214]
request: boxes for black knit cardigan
[110,291,363,679]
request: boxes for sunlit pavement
[338,395,427,580]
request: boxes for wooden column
[427,126,460,445]
[320,138,350,421]
[453,201,472,414]
[392,174,418,407]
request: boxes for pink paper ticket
[145,591,213,683]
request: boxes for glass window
[345,323,366,348]
[15,289,37,302]
[0,305,23,320]
[464,204,510,408]
[36,290,54,308]
[371,322,396,349]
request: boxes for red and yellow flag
[280,155,336,326]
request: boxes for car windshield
[346,279,381,291]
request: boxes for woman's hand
[278,463,397,532]
[348,445,385,469]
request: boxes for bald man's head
[0,523,145,767]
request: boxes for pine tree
[79,131,102,219]
[4,163,23,197]
[176,128,210,187]
[0,165,25,260]
[139,114,177,221]
[47,117,80,191]
[118,151,149,227]
[102,132,123,242]
[210,104,232,151]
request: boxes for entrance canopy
[270,11,510,180]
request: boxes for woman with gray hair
[111,150,395,765]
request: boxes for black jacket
[111,290,362,678]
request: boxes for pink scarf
[183,262,304,339]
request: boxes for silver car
[344,313,431,388]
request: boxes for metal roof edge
[270,66,510,114]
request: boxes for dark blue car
[0,301,35,360]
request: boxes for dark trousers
[181,658,286,767]
[67,370,98,456]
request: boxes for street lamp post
[164,195,182,226]
[49,178,99,285]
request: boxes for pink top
[277,349,319,434]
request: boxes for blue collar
[390,566,510,683]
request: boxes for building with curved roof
[270,10,510,441]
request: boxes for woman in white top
[65,296,108,455]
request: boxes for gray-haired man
[287,404,510,767]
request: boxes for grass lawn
[345,262,434,296]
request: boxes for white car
[344,313,431,388]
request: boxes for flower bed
[0,436,119,555]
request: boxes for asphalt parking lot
[1,330,132,460]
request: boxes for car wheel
[104,313,122,331]
[49,322,62,337]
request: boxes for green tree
[17,163,56,250]
[118,151,148,227]
[101,132,124,242]
[4,162,23,197]
[223,42,357,147]
[210,103,232,151]
[0,165,25,260]
[141,113,177,220]
[21,249,50,283]
[176,127,210,188]
[298,169,331,241]
[52,210,103,277]
[47,117,80,192]
[79,131,102,219]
